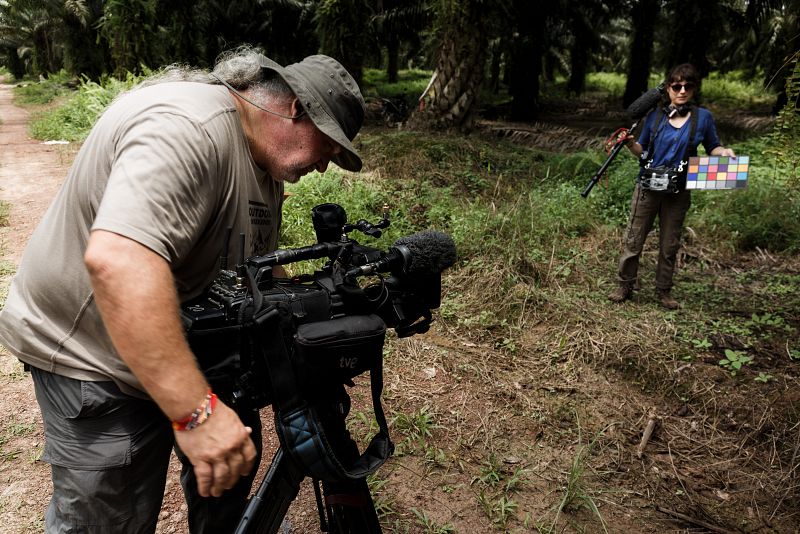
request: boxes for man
[0,47,366,532]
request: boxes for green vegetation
[719,349,754,376]
[27,72,146,141]
[362,67,431,102]
[12,70,73,105]
[0,200,10,228]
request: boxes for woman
[608,63,736,309]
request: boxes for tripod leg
[313,392,382,533]
[323,477,382,533]
[234,448,305,534]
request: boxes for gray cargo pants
[31,367,262,534]
[617,184,691,291]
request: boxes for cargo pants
[31,367,262,534]
[617,184,691,291]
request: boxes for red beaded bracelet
[172,390,217,431]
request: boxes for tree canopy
[1,0,797,125]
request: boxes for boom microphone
[626,83,665,120]
[347,230,457,277]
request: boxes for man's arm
[84,229,256,497]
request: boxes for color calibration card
[686,156,749,190]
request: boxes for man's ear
[290,98,306,120]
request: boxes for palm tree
[623,0,660,108]
[0,0,64,76]
[371,0,431,83]
[314,0,375,84]
[505,0,546,120]
[406,0,493,131]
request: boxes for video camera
[180,203,457,411]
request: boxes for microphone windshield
[626,86,664,120]
[394,231,457,274]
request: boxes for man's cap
[259,54,365,172]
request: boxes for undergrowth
[12,70,73,105]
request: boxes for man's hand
[174,400,257,497]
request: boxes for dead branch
[637,410,659,458]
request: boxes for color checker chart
[686,156,749,190]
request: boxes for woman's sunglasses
[669,82,696,92]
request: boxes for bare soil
[2,79,799,534]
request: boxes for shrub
[13,70,74,105]
[28,72,146,141]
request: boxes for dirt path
[0,82,68,263]
[0,79,65,533]
[0,80,196,533]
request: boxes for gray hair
[132,46,293,102]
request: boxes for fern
[764,51,800,185]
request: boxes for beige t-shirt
[0,82,283,396]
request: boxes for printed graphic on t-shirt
[248,200,273,256]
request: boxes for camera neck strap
[250,306,394,482]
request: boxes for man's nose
[315,159,330,172]
[315,143,342,172]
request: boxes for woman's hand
[711,146,736,157]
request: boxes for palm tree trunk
[407,2,487,132]
[623,0,660,108]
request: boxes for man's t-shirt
[0,82,283,396]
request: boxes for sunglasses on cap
[669,82,696,92]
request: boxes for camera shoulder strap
[250,306,394,482]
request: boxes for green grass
[362,67,432,103]
[702,70,776,109]
[12,70,74,105]
[0,200,9,227]
[28,72,146,141]
[584,70,777,111]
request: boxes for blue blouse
[638,107,721,168]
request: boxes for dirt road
[0,79,200,533]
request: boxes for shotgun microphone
[626,83,665,120]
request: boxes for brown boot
[657,289,680,310]
[608,284,633,303]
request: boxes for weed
[691,338,712,350]
[755,372,773,383]
[28,70,149,141]
[492,495,519,528]
[367,474,397,520]
[422,445,448,469]
[391,406,440,454]
[473,454,504,488]
[546,415,609,534]
[13,70,73,105]
[6,422,35,437]
[0,200,10,227]
[719,349,754,376]
[410,508,455,534]
[505,467,527,493]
